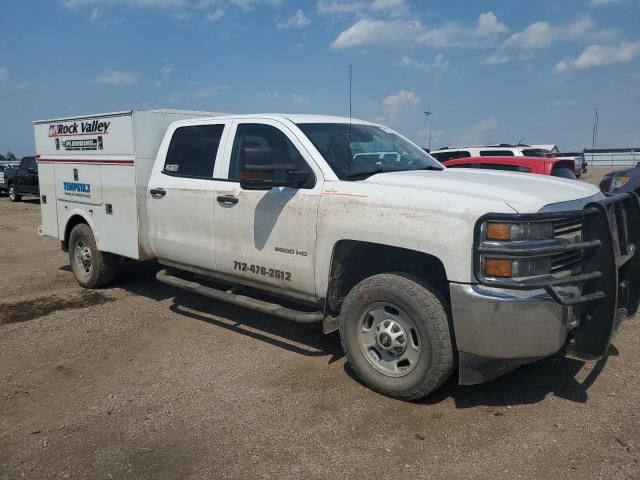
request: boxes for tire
[339,272,455,401]
[68,223,117,288]
[8,184,21,202]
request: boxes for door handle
[217,194,239,205]
[150,188,166,197]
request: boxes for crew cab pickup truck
[1,156,39,201]
[34,110,640,400]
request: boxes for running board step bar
[156,269,323,324]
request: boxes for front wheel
[68,223,117,288]
[339,272,455,400]
[8,185,21,202]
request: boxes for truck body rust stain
[0,291,114,325]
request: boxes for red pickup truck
[442,156,576,179]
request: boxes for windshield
[297,123,442,180]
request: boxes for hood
[361,168,600,213]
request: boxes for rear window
[164,125,224,178]
[479,150,514,157]
[521,149,549,157]
[432,151,471,162]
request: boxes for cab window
[228,123,314,187]
[164,124,225,178]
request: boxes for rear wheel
[68,223,117,288]
[339,272,455,400]
[8,184,21,202]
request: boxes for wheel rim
[74,239,93,276]
[357,302,421,377]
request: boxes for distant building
[584,148,640,167]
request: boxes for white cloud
[206,8,224,21]
[382,89,420,119]
[291,93,310,106]
[89,7,103,21]
[332,18,423,49]
[555,41,640,72]
[0,68,8,80]
[400,53,449,74]
[93,69,138,85]
[332,11,508,50]
[486,14,619,66]
[476,11,508,36]
[162,64,173,77]
[502,15,615,51]
[277,9,311,29]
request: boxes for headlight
[484,256,552,278]
[611,176,630,191]
[485,221,554,242]
[479,219,577,280]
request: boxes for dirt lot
[1,168,639,479]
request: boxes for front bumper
[452,192,640,385]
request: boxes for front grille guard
[473,192,640,360]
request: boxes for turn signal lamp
[484,258,513,278]
[486,222,511,241]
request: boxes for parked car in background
[599,163,640,194]
[0,161,21,194]
[430,144,549,162]
[431,145,586,177]
[546,151,587,178]
[442,156,577,179]
[1,156,39,202]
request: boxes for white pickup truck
[34,110,640,400]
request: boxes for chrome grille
[551,217,583,273]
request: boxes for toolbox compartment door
[54,163,103,206]
[37,162,59,237]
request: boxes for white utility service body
[34,111,639,399]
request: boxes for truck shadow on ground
[115,261,345,362]
[421,345,618,407]
[115,260,617,407]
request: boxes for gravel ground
[1,168,639,479]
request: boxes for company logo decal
[49,120,111,137]
[63,182,91,198]
[59,137,103,151]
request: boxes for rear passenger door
[147,121,230,271]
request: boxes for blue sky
[1,0,639,156]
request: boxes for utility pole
[424,107,432,151]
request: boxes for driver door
[213,120,323,300]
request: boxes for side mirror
[239,147,311,190]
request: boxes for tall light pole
[424,107,432,151]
